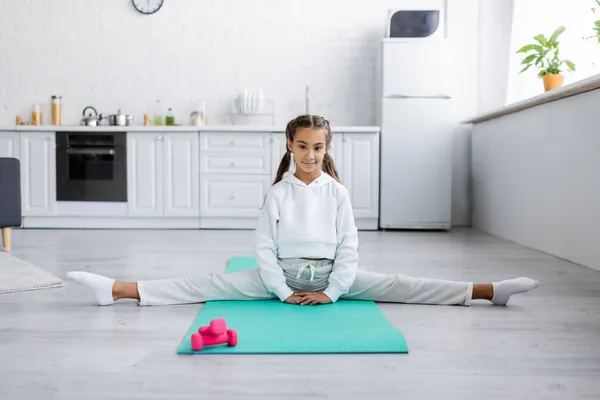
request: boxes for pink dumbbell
[191,329,238,351]
[198,318,227,336]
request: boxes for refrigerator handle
[384,94,452,99]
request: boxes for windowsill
[464,73,600,124]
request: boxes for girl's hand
[295,292,332,306]
[283,293,303,304]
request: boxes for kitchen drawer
[200,132,270,154]
[200,174,272,218]
[200,153,270,175]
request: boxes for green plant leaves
[517,44,544,54]
[521,54,537,64]
[563,60,576,71]
[520,64,534,73]
[533,34,548,47]
[535,56,545,66]
[548,26,566,45]
[517,25,574,75]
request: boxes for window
[506,0,600,104]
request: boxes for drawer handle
[229,141,236,146]
[230,195,236,200]
[229,162,235,167]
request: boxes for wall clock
[132,0,163,15]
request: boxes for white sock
[491,277,539,305]
[67,271,115,306]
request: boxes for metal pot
[108,109,127,126]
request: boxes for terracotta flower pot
[542,74,564,91]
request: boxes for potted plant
[517,26,576,91]
[584,0,600,43]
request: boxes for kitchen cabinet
[20,132,57,216]
[271,133,287,181]
[200,174,271,218]
[163,133,200,217]
[329,133,344,181]
[341,133,380,222]
[200,132,272,228]
[127,133,163,217]
[128,132,199,218]
[12,126,379,230]
[0,131,20,159]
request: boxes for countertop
[464,73,600,124]
[0,125,381,133]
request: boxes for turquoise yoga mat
[176,256,408,354]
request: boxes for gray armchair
[0,158,22,251]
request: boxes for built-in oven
[56,131,127,202]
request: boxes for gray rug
[0,251,66,294]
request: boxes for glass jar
[51,96,62,126]
[32,104,42,126]
[165,108,175,125]
[153,100,164,126]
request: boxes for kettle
[80,106,99,126]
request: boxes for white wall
[478,0,514,114]
[449,0,514,226]
[0,0,488,226]
[0,0,431,127]
[471,89,600,271]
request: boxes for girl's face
[288,127,328,178]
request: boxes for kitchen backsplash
[0,0,479,127]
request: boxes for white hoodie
[254,170,359,302]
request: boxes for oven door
[56,132,127,202]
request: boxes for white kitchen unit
[270,133,287,180]
[329,134,344,180]
[128,133,164,217]
[200,131,273,229]
[127,132,199,227]
[0,131,20,158]
[163,133,200,218]
[5,125,380,230]
[0,130,58,227]
[341,133,380,225]
[20,132,57,217]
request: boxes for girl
[68,114,539,307]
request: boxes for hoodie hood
[282,170,335,188]
[281,152,336,187]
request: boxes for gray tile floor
[1,228,599,399]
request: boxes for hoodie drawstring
[296,261,316,282]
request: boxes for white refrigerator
[379,19,457,230]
